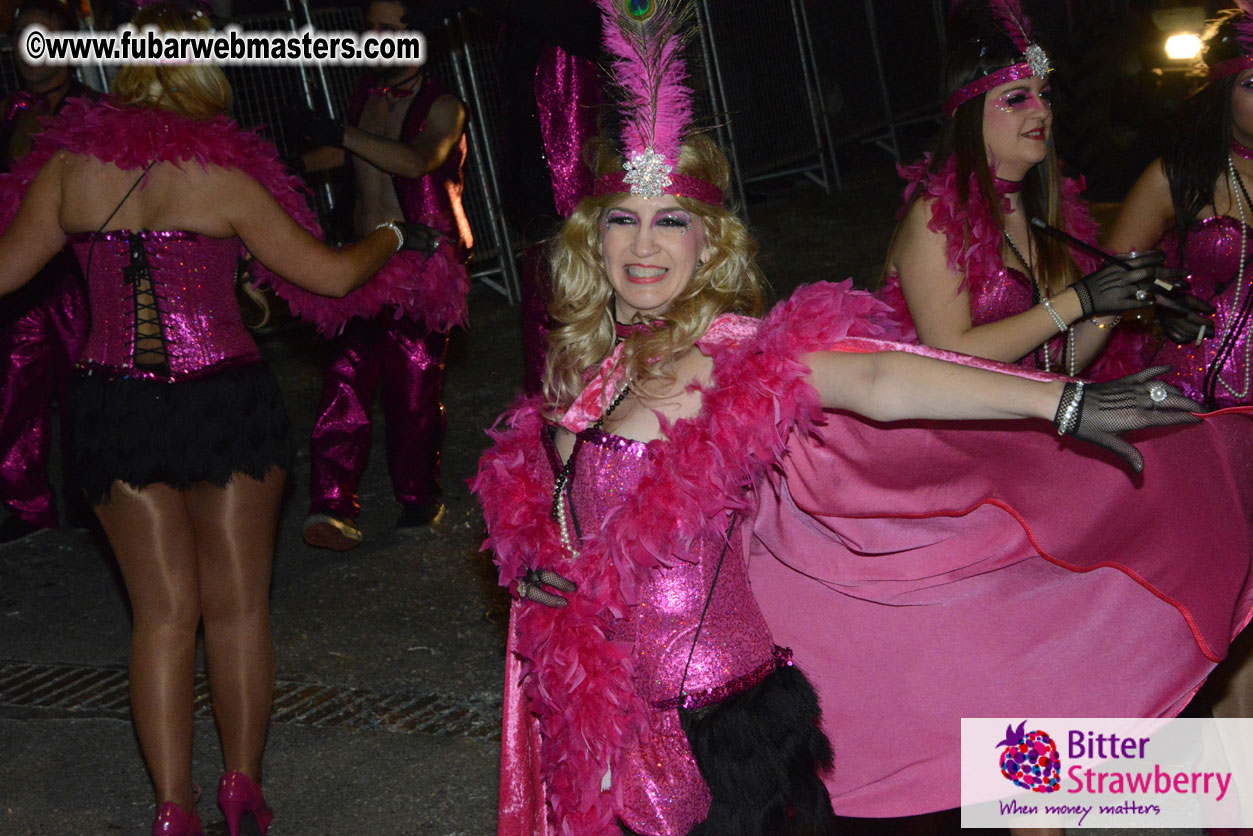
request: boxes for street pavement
[0,167,1207,835]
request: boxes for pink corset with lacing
[70,229,260,381]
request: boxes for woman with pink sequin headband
[472,3,1253,836]
[1108,5,1253,734]
[879,0,1184,385]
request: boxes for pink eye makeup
[653,210,693,232]
[605,209,638,227]
[993,87,1051,113]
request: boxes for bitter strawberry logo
[996,720,1061,793]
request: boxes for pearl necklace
[1003,229,1076,376]
[551,383,631,557]
[1220,154,1252,401]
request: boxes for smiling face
[982,75,1053,180]
[599,194,713,321]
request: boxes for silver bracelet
[1040,296,1068,334]
[374,220,403,252]
[1055,380,1084,436]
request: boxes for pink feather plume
[597,0,694,164]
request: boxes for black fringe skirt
[622,661,838,836]
[69,363,294,504]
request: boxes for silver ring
[1135,289,1149,302]
[1148,382,1169,406]
[1127,250,1139,259]
[516,581,530,599]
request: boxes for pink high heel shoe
[217,771,273,836]
[151,801,203,836]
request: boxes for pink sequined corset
[549,425,778,836]
[1158,216,1253,406]
[69,230,261,381]
[883,266,1065,370]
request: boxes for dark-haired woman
[1107,8,1253,723]
[879,8,1163,381]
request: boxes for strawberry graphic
[996,720,1061,793]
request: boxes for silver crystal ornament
[623,147,673,199]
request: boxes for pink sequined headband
[593,170,724,205]
[944,49,1049,116]
[594,0,724,206]
[945,0,1050,117]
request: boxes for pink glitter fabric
[943,61,1034,116]
[535,45,603,218]
[1157,215,1253,406]
[0,268,87,527]
[309,316,447,516]
[560,425,776,836]
[68,230,260,381]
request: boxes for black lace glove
[1053,366,1202,472]
[515,568,576,608]
[1071,252,1188,317]
[398,222,444,258]
[1156,291,1216,345]
[283,105,344,151]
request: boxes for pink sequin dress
[1157,215,1253,407]
[546,424,781,835]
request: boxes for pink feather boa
[0,97,464,335]
[884,153,1149,381]
[474,280,905,834]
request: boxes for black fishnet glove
[515,568,577,608]
[1072,252,1187,317]
[398,222,444,258]
[283,105,344,151]
[1156,291,1215,345]
[1054,366,1202,472]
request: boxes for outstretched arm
[803,350,1200,471]
[804,349,1063,423]
[0,151,69,296]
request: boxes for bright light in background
[1165,32,1202,61]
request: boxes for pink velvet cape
[0,97,450,335]
[881,153,1151,381]
[475,281,1253,830]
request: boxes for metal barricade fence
[809,0,948,163]
[697,0,837,197]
